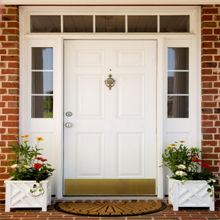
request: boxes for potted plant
[161,141,218,211]
[4,134,55,212]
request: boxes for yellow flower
[36,137,44,141]
[170,144,177,146]
[23,140,28,143]
[21,136,25,138]
[180,140,185,143]
[15,135,18,137]
[166,146,173,148]
[24,134,30,138]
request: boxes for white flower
[176,164,186,169]
[175,170,187,176]
[11,164,18,169]
[24,165,30,169]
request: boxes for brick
[202,8,219,14]
[215,121,220,126]
[202,82,212,88]
[2,96,18,101]
[206,166,219,172]
[0,89,7,94]
[202,69,212,75]
[2,109,18,114]
[8,128,18,133]
[8,102,19,107]
[214,82,220,87]
[0,102,6,107]
[202,15,213,21]
[202,141,217,146]
[202,121,213,126]
[0,36,6,41]
[8,49,19,55]
[7,8,18,14]
[214,148,220,153]
[201,159,212,165]
[0,62,6,68]
[8,36,18,42]
[8,76,18,81]
[214,29,220,34]
[202,36,219,41]
[215,56,220,61]
[202,22,217,28]
[8,62,19,68]
[0,128,6,133]
[2,69,18,74]
[0,22,6,28]
[202,153,218,159]
[202,102,217,107]
[8,115,18,120]
[2,122,18,128]
[0,116,6,120]
[202,56,212,61]
[215,42,220,48]
[203,134,213,140]
[0,8,6,14]
[7,22,18,28]
[202,147,213,153]
[1,15,18,21]
[202,76,218,81]
[202,49,218,54]
[1,42,18,48]
[202,95,213,101]
[215,134,220,140]
[0,174,10,179]
[202,115,218,120]
[202,29,212,35]
[202,108,212,114]
[215,15,220,21]
[9,89,19,94]
[2,82,19,88]
[202,42,212,48]
[202,128,217,133]
[2,29,18,35]
[1,56,18,61]
[0,49,6,55]
[202,89,218,94]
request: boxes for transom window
[30,15,189,33]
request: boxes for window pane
[128,16,157,32]
[32,48,53,70]
[31,16,61,32]
[160,15,189,32]
[96,16,125,32]
[168,72,189,94]
[32,72,53,94]
[168,96,188,118]
[64,16,93,32]
[32,96,53,118]
[168,48,189,70]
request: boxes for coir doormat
[54,201,166,217]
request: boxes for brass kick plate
[65,179,155,195]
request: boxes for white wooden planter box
[4,177,51,212]
[168,176,215,211]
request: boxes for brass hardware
[105,74,115,90]
[65,179,155,195]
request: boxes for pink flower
[41,159,47,162]
[35,157,43,160]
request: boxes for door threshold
[59,195,160,200]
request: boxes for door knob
[65,122,73,128]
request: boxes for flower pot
[4,177,51,212]
[168,176,215,211]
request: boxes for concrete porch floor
[1,199,220,220]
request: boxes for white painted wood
[3,0,219,5]
[4,177,51,212]
[19,6,201,199]
[168,176,215,211]
[64,40,157,185]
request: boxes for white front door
[64,40,157,195]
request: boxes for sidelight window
[167,48,189,118]
[31,47,53,118]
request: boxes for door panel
[64,40,157,195]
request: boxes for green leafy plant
[161,141,218,200]
[6,135,55,196]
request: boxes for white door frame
[19,6,201,199]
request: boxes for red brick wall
[0,5,19,201]
[201,4,220,204]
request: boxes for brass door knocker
[105,74,115,90]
